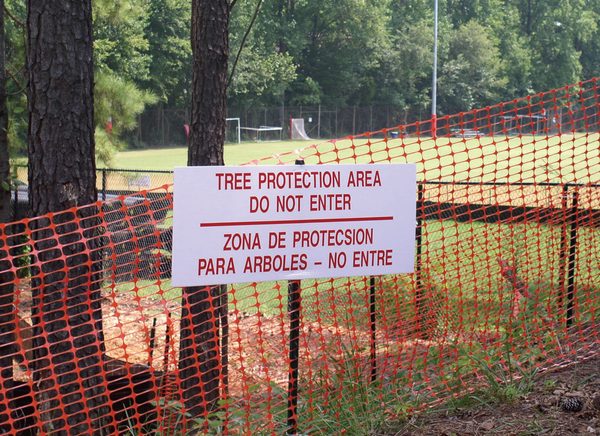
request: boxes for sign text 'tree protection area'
[171,163,417,286]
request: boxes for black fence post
[102,168,107,201]
[287,159,304,435]
[415,183,425,337]
[287,279,301,434]
[369,276,377,383]
[558,185,569,310]
[558,184,569,310]
[566,189,579,327]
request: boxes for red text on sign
[250,196,269,213]
[223,233,261,251]
[352,249,392,267]
[309,194,351,211]
[328,252,347,268]
[277,195,303,212]
[347,170,381,187]
[243,254,308,273]
[198,257,236,275]
[269,232,286,248]
[216,172,252,190]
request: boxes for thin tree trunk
[0,0,9,224]
[27,1,108,434]
[181,0,230,417]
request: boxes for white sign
[171,164,417,286]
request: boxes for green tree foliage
[93,0,152,81]
[5,0,600,156]
[94,72,158,165]
[292,0,392,106]
[228,44,297,107]
[142,0,192,106]
[226,0,599,116]
[438,21,507,114]
[228,0,298,107]
[92,0,159,164]
[4,0,27,159]
[366,21,435,123]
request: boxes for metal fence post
[566,188,579,327]
[287,159,304,434]
[102,168,107,201]
[287,279,301,434]
[369,276,377,383]
[558,184,569,310]
[415,183,425,337]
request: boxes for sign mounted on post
[171,163,417,286]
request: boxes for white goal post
[226,117,241,144]
[239,126,283,142]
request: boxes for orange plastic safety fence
[1,78,600,435]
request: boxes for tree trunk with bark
[180,0,230,417]
[0,2,18,434]
[27,1,108,434]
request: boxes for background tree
[437,21,507,114]
[142,0,192,105]
[27,0,109,433]
[93,0,158,163]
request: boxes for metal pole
[431,0,438,138]
[287,279,301,434]
[369,276,377,383]
[566,189,579,327]
[287,159,305,434]
[415,184,425,337]
[102,169,107,201]
[318,104,321,139]
[558,185,569,310]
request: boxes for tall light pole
[431,0,438,137]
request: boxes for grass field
[105,139,322,170]
[105,133,600,185]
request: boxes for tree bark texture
[27,0,97,216]
[181,0,230,417]
[187,0,229,167]
[0,2,18,434]
[26,2,108,435]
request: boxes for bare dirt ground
[390,355,600,436]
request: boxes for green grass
[102,133,600,186]
[103,139,324,170]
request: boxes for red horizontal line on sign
[201,216,394,227]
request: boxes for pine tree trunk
[0,2,17,434]
[27,1,108,434]
[181,0,230,417]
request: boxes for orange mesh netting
[1,78,600,435]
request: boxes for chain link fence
[11,166,174,221]
[131,105,430,146]
[132,95,600,147]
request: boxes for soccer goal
[226,117,241,143]
[290,118,311,140]
[239,126,283,142]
